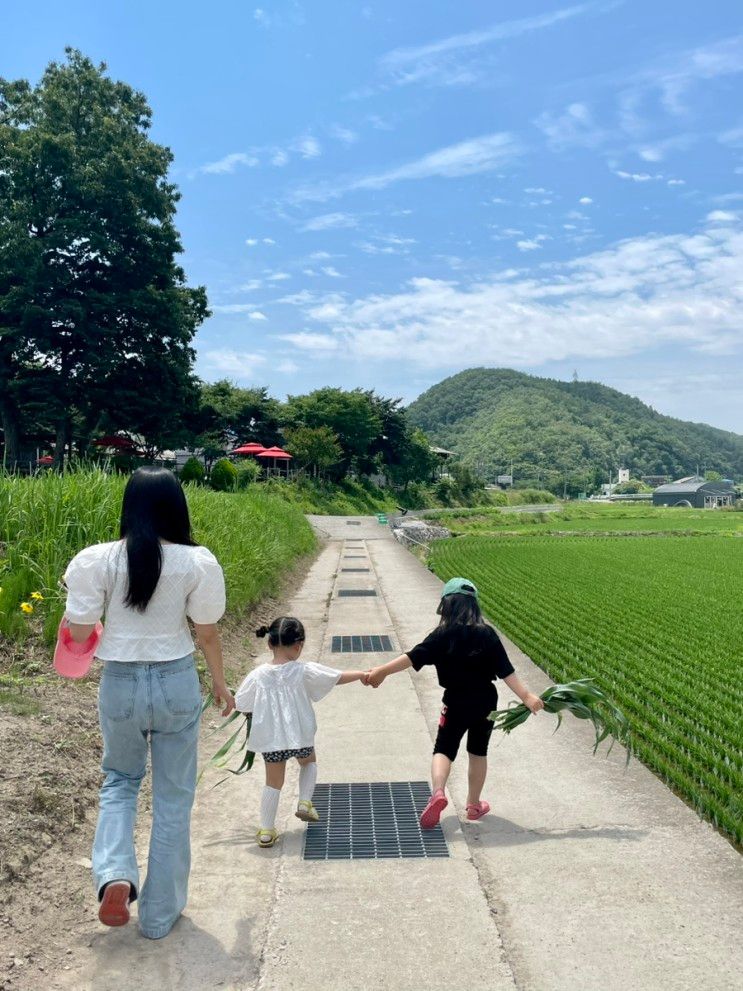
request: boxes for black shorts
[434,703,494,761]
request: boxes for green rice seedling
[198,694,255,786]
[491,678,631,762]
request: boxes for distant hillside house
[653,476,736,509]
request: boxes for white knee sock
[260,786,281,830]
[298,763,318,804]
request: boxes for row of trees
[196,381,439,485]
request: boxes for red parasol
[93,435,137,449]
[37,455,54,465]
[231,443,267,455]
[257,446,292,460]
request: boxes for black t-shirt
[407,623,515,708]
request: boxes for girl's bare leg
[466,754,487,806]
[431,753,452,793]
[265,761,287,789]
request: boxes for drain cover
[303,782,449,860]
[343,555,366,559]
[342,568,370,572]
[331,635,392,652]
[346,521,362,526]
[338,589,376,597]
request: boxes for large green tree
[0,49,207,466]
[284,387,382,477]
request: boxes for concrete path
[56,516,742,991]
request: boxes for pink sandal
[420,788,448,829]
[466,800,490,821]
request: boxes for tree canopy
[0,49,207,466]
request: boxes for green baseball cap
[441,577,479,600]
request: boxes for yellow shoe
[295,799,320,823]
[256,828,279,848]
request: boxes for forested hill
[406,368,743,485]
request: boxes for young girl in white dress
[234,616,367,847]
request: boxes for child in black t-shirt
[366,577,544,828]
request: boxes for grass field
[0,469,316,645]
[433,501,743,535]
[429,531,743,845]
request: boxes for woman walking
[63,466,234,939]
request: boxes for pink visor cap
[53,618,104,679]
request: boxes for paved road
[56,516,742,991]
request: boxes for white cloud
[199,152,260,175]
[253,8,267,23]
[248,311,267,321]
[277,359,300,374]
[280,214,743,369]
[706,210,737,222]
[300,212,358,231]
[516,239,543,252]
[279,332,340,352]
[212,303,262,315]
[293,133,521,203]
[232,279,263,293]
[245,238,258,247]
[201,350,266,376]
[535,102,604,149]
[719,124,743,147]
[272,149,290,167]
[263,238,276,245]
[266,271,291,282]
[524,186,551,194]
[310,250,332,260]
[613,170,665,182]
[376,4,593,90]
[667,178,686,186]
[579,196,593,204]
[321,266,344,278]
[329,124,359,145]
[296,136,322,159]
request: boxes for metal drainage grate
[342,568,370,572]
[343,555,367,559]
[346,521,362,526]
[338,589,376,597]
[303,782,449,860]
[331,635,392,653]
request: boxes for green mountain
[406,368,743,487]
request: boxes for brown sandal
[98,880,131,927]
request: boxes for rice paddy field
[429,505,743,846]
[0,469,316,645]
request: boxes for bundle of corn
[490,678,631,762]
[199,695,255,786]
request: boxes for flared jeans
[92,654,201,939]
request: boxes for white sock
[260,786,281,830]
[298,762,318,804]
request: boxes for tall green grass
[0,469,316,643]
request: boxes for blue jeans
[93,655,201,939]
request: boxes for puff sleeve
[186,547,226,624]
[64,545,109,624]
[303,662,342,702]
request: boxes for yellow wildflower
[30,591,44,601]
[20,602,34,615]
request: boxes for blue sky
[4,1,743,431]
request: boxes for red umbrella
[37,455,54,465]
[257,446,292,459]
[231,443,266,455]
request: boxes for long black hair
[436,591,483,628]
[256,616,306,648]
[120,466,195,612]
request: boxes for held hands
[523,691,545,714]
[362,667,386,689]
[212,678,236,716]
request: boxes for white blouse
[235,660,342,753]
[64,541,226,662]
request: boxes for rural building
[652,476,736,509]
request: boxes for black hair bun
[255,625,269,638]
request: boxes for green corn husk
[198,694,255,787]
[490,678,631,764]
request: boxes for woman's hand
[366,668,386,689]
[211,678,235,716]
[523,692,544,714]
